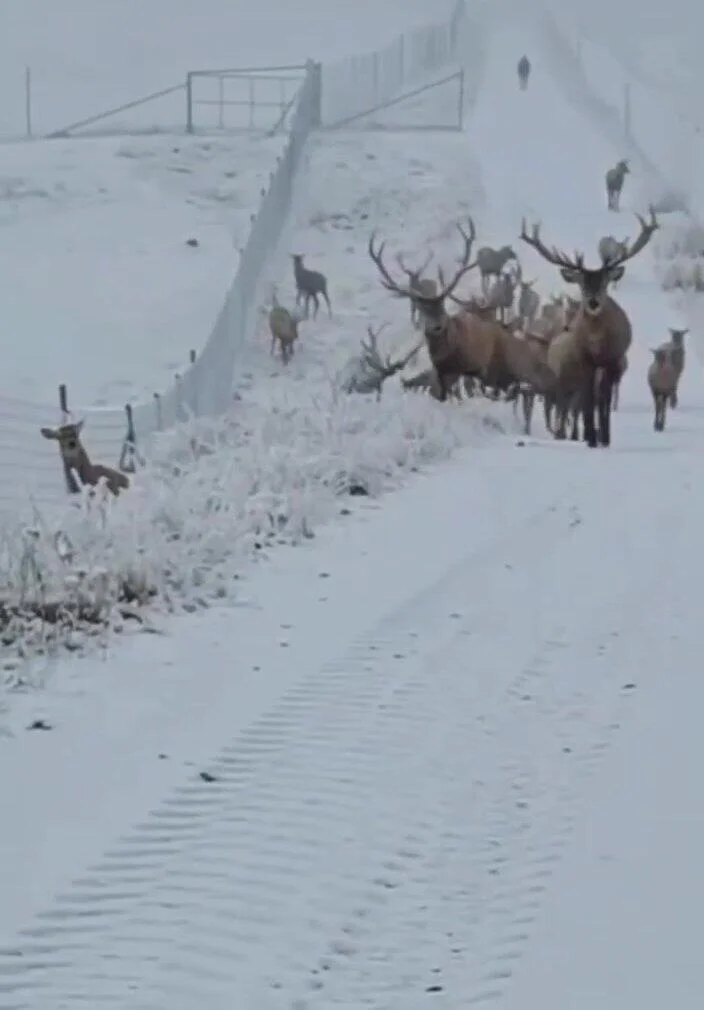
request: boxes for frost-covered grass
[0,385,508,677]
[654,217,704,293]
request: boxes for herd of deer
[37,138,687,498]
[269,200,686,453]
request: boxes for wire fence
[0,0,468,519]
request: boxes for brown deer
[268,291,300,364]
[41,419,130,496]
[520,208,659,447]
[648,347,678,431]
[396,251,435,328]
[368,219,480,401]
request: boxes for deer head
[668,328,688,346]
[520,208,658,318]
[40,420,86,465]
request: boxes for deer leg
[435,370,450,402]
[596,367,614,447]
[569,395,581,441]
[522,388,534,435]
[322,289,332,317]
[670,387,678,409]
[582,364,598,448]
[612,380,620,410]
[553,393,568,440]
[311,292,320,319]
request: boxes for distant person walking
[517,54,530,90]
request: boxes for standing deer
[368,219,481,401]
[487,261,521,324]
[605,159,630,211]
[291,254,332,318]
[517,279,540,330]
[369,219,556,407]
[517,55,531,90]
[268,291,301,364]
[520,208,659,447]
[396,251,436,328]
[41,419,130,496]
[648,347,678,431]
[476,244,518,295]
[660,328,687,407]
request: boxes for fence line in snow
[0,0,468,517]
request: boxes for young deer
[605,159,629,211]
[291,254,332,319]
[268,291,301,364]
[41,419,130,496]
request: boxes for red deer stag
[520,208,659,447]
[368,220,479,401]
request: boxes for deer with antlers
[520,208,659,447]
[340,323,422,400]
[369,218,557,405]
[368,219,480,401]
[396,251,436,328]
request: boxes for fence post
[25,66,32,139]
[623,82,631,140]
[58,383,69,422]
[457,68,465,129]
[308,60,322,128]
[154,392,163,431]
[372,51,380,108]
[189,349,199,416]
[119,403,140,473]
[186,72,194,133]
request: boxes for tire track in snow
[0,463,666,1009]
[0,479,590,1009]
[282,489,674,1009]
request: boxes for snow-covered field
[0,132,286,405]
[0,0,445,136]
[2,0,704,1005]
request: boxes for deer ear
[75,418,85,434]
[608,265,625,282]
[559,267,580,284]
[40,427,58,439]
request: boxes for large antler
[368,235,416,299]
[396,250,433,280]
[520,219,585,271]
[369,218,477,303]
[602,206,659,267]
[360,324,423,377]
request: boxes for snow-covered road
[1,3,703,1007]
[3,415,700,1008]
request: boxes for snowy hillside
[0,0,448,136]
[0,133,285,404]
